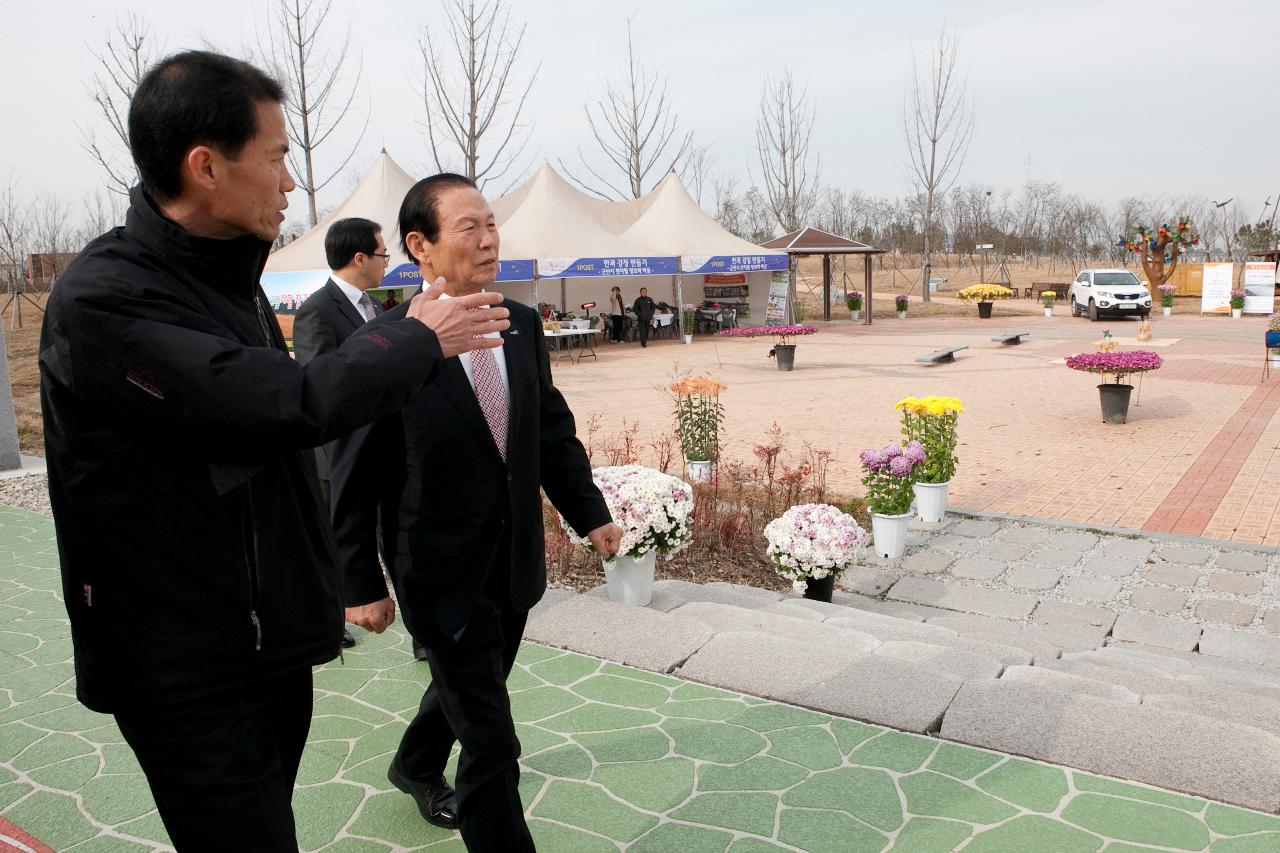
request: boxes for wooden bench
[915,344,969,364]
[1032,282,1068,300]
[991,331,1031,345]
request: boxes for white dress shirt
[331,273,372,317]
[440,291,510,395]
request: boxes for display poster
[765,271,789,325]
[1200,263,1235,314]
[1243,262,1277,314]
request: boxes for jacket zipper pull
[250,610,263,651]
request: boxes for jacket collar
[125,186,273,299]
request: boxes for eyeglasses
[365,252,391,261]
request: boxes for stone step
[526,594,712,672]
[1060,648,1280,702]
[667,601,880,652]
[940,677,1280,813]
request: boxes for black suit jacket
[330,297,611,643]
[293,279,374,481]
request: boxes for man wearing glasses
[294,217,395,650]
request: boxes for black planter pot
[803,574,835,602]
[1098,383,1134,424]
[977,301,994,318]
[773,344,796,371]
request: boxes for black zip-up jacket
[39,188,444,713]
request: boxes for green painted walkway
[3,505,1280,851]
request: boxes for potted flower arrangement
[895,294,909,319]
[560,465,694,606]
[1267,314,1280,364]
[764,503,869,602]
[680,303,697,344]
[846,291,863,321]
[1158,284,1176,317]
[1041,289,1056,317]
[1230,289,1245,318]
[956,284,1015,319]
[1065,350,1163,424]
[671,374,726,482]
[895,396,963,522]
[717,325,818,371]
[860,441,925,558]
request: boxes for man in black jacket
[632,287,656,347]
[331,174,622,850]
[39,51,509,851]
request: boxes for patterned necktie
[358,292,378,321]
[470,347,509,460]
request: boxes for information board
[1200,263,1234,314]
[1243,262,1277,315]
[765,271,789,325]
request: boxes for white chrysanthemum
[559,465,695,568]
[763,503,869,583]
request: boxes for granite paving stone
[797,656,964,733]
[1129,588,1190,615]
[1028,548,1085,569]
[900,550,954,575]
[1199,626,1280,668]
[1216,551,1270,573]
[838,568,901,596]
[1196,598,1258,627]
[676,632,866,701]
[1142,692,1280,740]
[888,576,1038,620]
[1060,576,1123,604]
[953,520,1001,538]
[822,610,960,645]
[1002,565,1061,591]
[1143,562,1203,588]
[999,664,1140,702]
[972,541,1030,562]
[1077,556,1141,578]
[1099,539,1155,561]
[1033,601,1117,631]
[1157,546,1212,566]
[940,678,1280,812]
[1047,532,1100,551]
[1207,572,1264,596]
[926,533,982,552]
[871,640,1004,680]
[1265,608,1280,635]
[1110,612,1202,651]
[525,595,713,671]
[949,557,1007,581]
[671,601,880,652]
[827,593,944,621]
[997,526,1053,545]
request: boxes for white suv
[1069,269,1152,321]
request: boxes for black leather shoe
[413,640,429,662]
[388,762,459,829]
[341,629,356,648]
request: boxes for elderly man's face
[423,185,500,294]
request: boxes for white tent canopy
[265,150,417,273]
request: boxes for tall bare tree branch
[418,0,538,192]
[259,0,369,226]
[78,14,158,196]
[754,68,820,233]
[559,19,692,200]
[902,25,973,301]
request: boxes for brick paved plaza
[554,310,1280,545]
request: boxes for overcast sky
[5,0,1278,227]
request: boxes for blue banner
[381,259,537,287]
[682,254,788,274]
[539,256,679,278]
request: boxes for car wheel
[1071,297,1082,317]
[1088,300,1099,322]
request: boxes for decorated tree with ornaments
[1118,218,1200,286]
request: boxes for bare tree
[259,0,368,226]
[902,26,973,301]
[683,144,715,208]
[560,20,691,200]
[78,13,158,195]
[755,68,819,233]
[418,0,538,192]
[0,179,35,328]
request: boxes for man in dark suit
[293,217,390,650]
[331,173,622,851]
[632,287,656,347]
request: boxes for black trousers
[394,551,534,851]
[609,314,624,342]
[115,667,313,852]
[637,318,650,346]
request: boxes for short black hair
[129,50,285,203]
[398,173,478,262]
[325,218,382,270]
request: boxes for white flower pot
[912,480,951,523]
[682,334,693,344]
[685,459,713,483]
[870,511,912,559]
[1269,348,1280,365]
[604,550,656,606]
[1044,308,1053,317]
[897,310,907,319]
[1232,308,1242,318]
[849,309,860,321]
[1162,306,1172,317]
